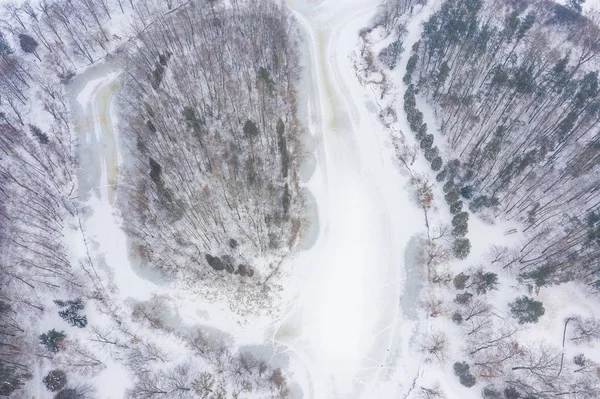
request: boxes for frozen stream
[274,1,431,397]
[67,1,434,398]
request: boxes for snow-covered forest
[3,0,600,397]
[405,0,600,288]
[356,0,600,397]
[117,0,304,296]
[0,0,298,397]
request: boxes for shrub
[44,370,67,392]
[509,296,545,324]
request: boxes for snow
[275,0,433,397]
[61,0,600,398]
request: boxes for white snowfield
[70,0,442,398]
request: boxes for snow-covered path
[69,65,155,302]
[277,1,430,397]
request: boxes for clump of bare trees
[117,0,304,295]
[88,315,292,399]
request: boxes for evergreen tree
[0,33,13,56]
[452,212,469,226]
[436,169,448,182]
[243,120,259,139]
[430,156,443,171]
[182,107,204,136]
[445,190,460,205]
[568,0,585,13]
[452,223,468,237]
[454,272,470,289]
[54,388,85,399]
[416,123,428,140]
[443,180,455,193]
[403,54,419,84]
[420,134,434,149]
[39,329,66,353]
[455,292,473,305]
[452,311,463,324]
[453,361,476,387]
[460,186,474,199]
[472,271,498,294]
[450,201,463,215]
[18,34,39,60]
[30,125,50,144]
[0,364,31,396]
[149,158,162,184]
[55,299,86,328]
[452,238,471,259]
[425,146,439,162]
[58,307,87,328]
[43,370,67,392]
[509,296,545,324]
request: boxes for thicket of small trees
[118,0,304,290]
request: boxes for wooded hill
[117,0,304,290]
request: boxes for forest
[117,0,305,297]
[390,0,600,289]
[0,0,300,396]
